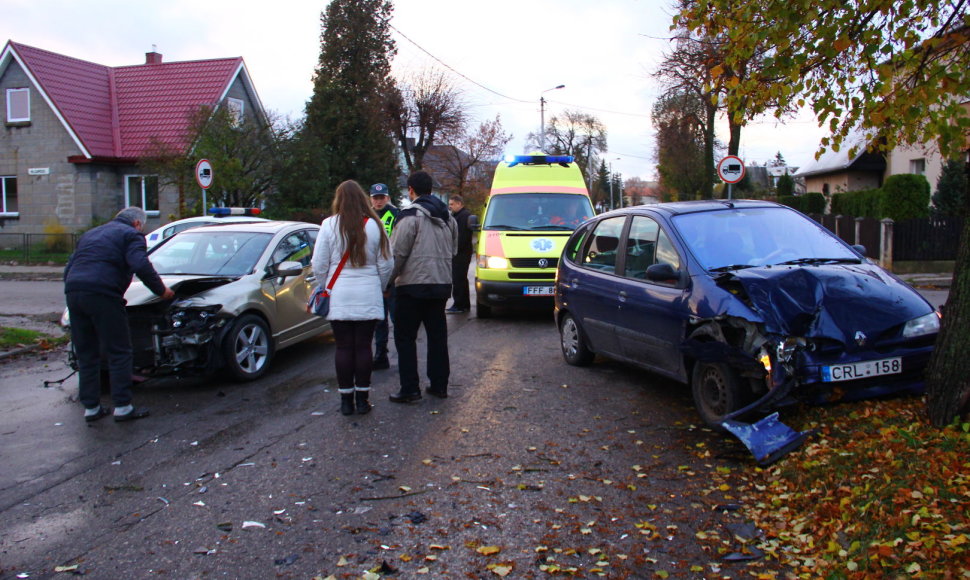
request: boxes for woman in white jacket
[311,180,394,415]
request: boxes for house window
[0,176,18,216]
[226,97,244,126]
[910,159,926,175]
[6,88,30,123]
[125,175,159,216]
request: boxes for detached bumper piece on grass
[721,412,813,465]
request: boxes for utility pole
[539,85,564,152]
[609,157,620,209]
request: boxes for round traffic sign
[717,155,745,184]
[195,159,213,190]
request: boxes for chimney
[145,45,162,65]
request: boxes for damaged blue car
[555,200,940,432]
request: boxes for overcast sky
[3,0,828,181]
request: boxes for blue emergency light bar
[208,207,262,217]
[505,154,575,167]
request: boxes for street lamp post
[539,84,565,152]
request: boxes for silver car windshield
[673,207,861,271]
[483,193,594,231]
[150,231,274,276]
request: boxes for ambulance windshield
[483,194,595,231]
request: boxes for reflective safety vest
[380,209,396,236]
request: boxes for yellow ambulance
[469,154,594,317]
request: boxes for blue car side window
[583,216,625,274]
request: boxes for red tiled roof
[114,58,242,157]
[5,41,244,160]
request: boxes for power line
[391,24,652,120]
[390,24,528,104]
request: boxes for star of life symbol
[532,238,554,252]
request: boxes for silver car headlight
[170,304,223,329]
[902,311,940,338]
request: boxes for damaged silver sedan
[555,200,939,431]
[64,221,330,381]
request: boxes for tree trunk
[925,184,970,426]
[703,105,716,200]
[727,115,742,156]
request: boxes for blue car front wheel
[691,361,742,428]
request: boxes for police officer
[370,183,399,369]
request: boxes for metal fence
[809,214,962,265]
[893,216,963,261]
[0,233,79,264]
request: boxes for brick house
[0,41,266,234]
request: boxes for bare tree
[437,115,513,209]
[529,109,607,186]
[387,68,467,171]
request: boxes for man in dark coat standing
[64,207,174,422]
[388,172,458,402]
[447,195,473,313]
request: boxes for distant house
[794,105,970,197]
[0,41,266,233]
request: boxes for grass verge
[726,395,970,578]
[0,326,68,350]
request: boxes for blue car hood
[720,264,931,342]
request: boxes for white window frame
[226,97,245,126]
[125,175,160,217]
[6,88,30,123]
[909,158,926,175]
[0,176,18,217]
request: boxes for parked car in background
[555,200,940,427]
[145,208,267,249]
[64,221,329,381]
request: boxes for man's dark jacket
[64,216,166,298]
[452,206,473,256]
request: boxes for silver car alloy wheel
[233,320,270,374]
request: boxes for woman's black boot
[355,389,372,414]
[340,391,355,416]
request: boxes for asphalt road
[0,277,950,579]
[0,291,776,579]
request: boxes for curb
[0,343,45,360]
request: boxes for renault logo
[854,331,867,346]
[538,258,549,268]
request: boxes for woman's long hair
[331,180,390,266]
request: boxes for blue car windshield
[673,207,861,271]
[483,193,594,231]
[150,231,273,276]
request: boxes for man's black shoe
[373,355,390,370]
[446,307,468,314]
[426,388,448,399]
[84,406,111,423]
[388,391,422,404]
[114,407,150,422]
